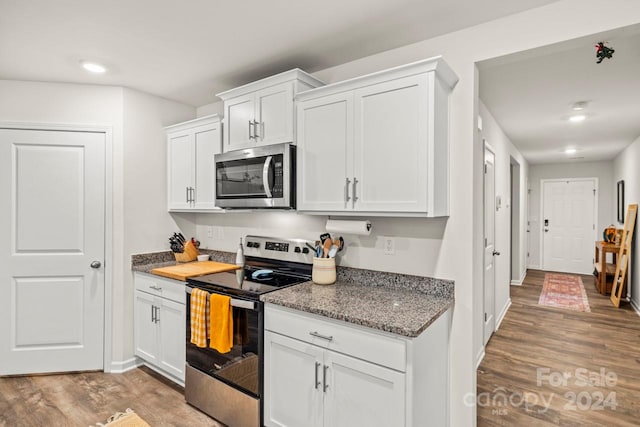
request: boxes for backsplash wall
[192,212,449,278]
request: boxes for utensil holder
[312,257,336,285]
[175,240,199,262]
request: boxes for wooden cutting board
[150,261,240,281]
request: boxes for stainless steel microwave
[215,143,295,209]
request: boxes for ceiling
[0,0,560,107]
[480,24,640,164]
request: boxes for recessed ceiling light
[81,61,107,74]
[565,148,577,154]
[572,101,588,111]
[569,115,586,123]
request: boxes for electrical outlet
[383,237,395,255]
[207,226,213,238]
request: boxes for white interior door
[0,128,105,375]
[483,146,496,346]
[542,179,596,274]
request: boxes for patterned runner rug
[538,273,591,312]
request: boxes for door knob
[90,261,102,269]
[544,229,549,233]
[492,251,501,256]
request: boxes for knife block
[175,240,199,263]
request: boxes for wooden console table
[594,241,621,295]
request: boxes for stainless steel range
[185,236,313,427]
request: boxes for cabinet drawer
[265,304,406,371]
[135,272,185,304]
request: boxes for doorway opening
[510,157,522,284]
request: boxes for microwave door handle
[263,155,273,198]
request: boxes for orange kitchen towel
[209,293,233,353]
[190,288,208,348]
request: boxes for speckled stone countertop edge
[131,249,236,273]
[262,289,454,337]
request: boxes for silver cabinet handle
[323,365,329,392]
[155,306,160,323]
[149,285,162,291]
[190,187,195,203]
[352,177,358,207]
[253,120,261,139]
[151,305,155,322]
[248,120,254,139]
[309,331,333,341]
[90,261,101,269]
[315,362,321,389]
[186,186,190,203]
[345,177,351,202]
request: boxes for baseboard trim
[527,264,540,270]
[510,269,527,286]
[108,357,143,374]
[631,300,640,317]
[496,299,512,330]
[476,347,485,369]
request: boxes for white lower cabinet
[264,304,450,427]
[134,273,185,385]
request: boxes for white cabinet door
[297,92,354,212]
[134,290,158,364]
[324,350,405,427]
[353,74,429,213]
[157,298,186,382]
[167,132,193,210]
[193,123,221,210]
[224,93,255,151]
[264,331,324,427]
[255,83,293,146]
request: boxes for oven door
[186,286,262,398]
[215,143,293,208]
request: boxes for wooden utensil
[322,238,333,258]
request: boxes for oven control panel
[244,235,314,264]
[265,241,289,252]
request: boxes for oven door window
[186,295,261,397]
[216,157,273,199]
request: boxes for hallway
[477,270,640,426]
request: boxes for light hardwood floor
[478,269,640,426]
[0,366,221,426]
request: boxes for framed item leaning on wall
[617,180,625,223]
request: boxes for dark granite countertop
[132,250,454,337]
[261,267,454,338]
[131,249,236,274]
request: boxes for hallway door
[483,144,496,345]
[542,179,596,274]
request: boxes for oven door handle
[262,155,273,198]
[186,286,257,311]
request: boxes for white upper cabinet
[297,92,353,212]
[296,57,458,217]
[217,69,324,152]
[166,114,222,212]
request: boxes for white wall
[0,80,196,369]
[193,3,640,425]
[613,134,640,308]
[121,88,195,362]
[528,161,614,269]
[196,100,223,118]
[478,101,528,337]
